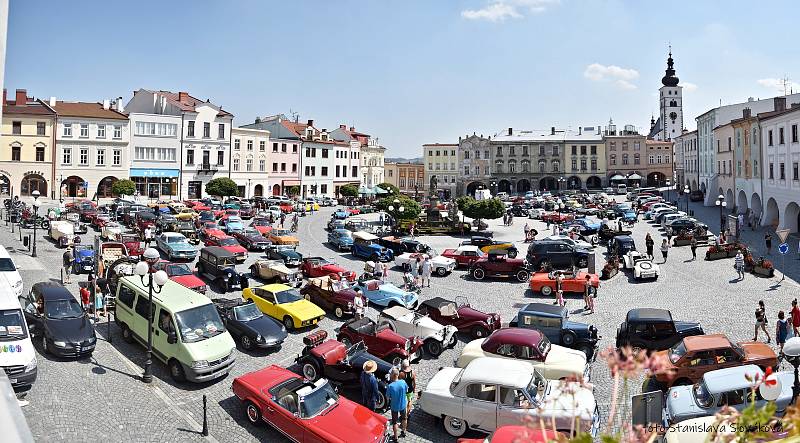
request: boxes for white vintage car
[49,220,75,248]
[456,328,588,381]
[101,222,123,240]
[622,250,659,280]
[394,252,456,276]
[378,305,457,357]
[419,357,599,437]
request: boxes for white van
[616,184,628,195]
[0,279,37,390]
[0,246,23,297]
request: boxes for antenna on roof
[289,109,299,123]
[782,75,791,96]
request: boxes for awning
[130,168,180,178]
[627,173,643,180]
[609,174,625,181]
[358,186,375,195]
[374,187,389,194]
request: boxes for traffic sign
[777,228,790,243]
[779,243,790,255]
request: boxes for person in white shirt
[353,291,365,319]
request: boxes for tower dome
[661,51,679,87]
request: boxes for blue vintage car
[509,302,599,359]
[155,232,197,261]
[223,216,245,234]
[328,229,354,251]
[568,217,602,235]
[351,231,393,262]
[352,279,419,309]
[267,245,303,266]
[332,209,349,220]
[71,244,95,275]
[664,365,793,426]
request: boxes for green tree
[461,198,504,230]
[285,185,300,197]
[374,195,421,220]
[111,179,136,197]
[339,184,359,198]
[205,177,239,197]
[376,182,399,196]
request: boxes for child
[79,285,91,313]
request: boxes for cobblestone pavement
[5,196,799,442]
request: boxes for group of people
[754,299,800,355]
[549,270,595,314]
[402,255,433,290]
[643,233,671,263]
[360,359,416,442]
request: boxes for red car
[346,206,361,215]
[204,230,248,262]
[152,261,207,294]
[336,317,423,367]
[441,245,484,268]
[279,202,294,214]
[232,365,389,443]
[91,213,112,229]
[541,212,574,224]
[529,269,599,297]
[119,234,144,259]
[419,296,501,338]
[469,251,530,282]
[300,257,356,281]
[251,217,273,236]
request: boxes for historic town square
[1,1,800,442]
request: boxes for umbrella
[609,174,625,181]
[627,173,642,180]
[358,186,375,195]
[374,187,389,195]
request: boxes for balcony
[198,162,218,174]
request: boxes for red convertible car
[418,296,501,338]
[203,230,248,262]
[232,365,389,443]
[346,206,361,215]
[300,257,356,281]
[541,212,574,224]
[529,269,599,297]
[336,317,423,367]
[152,261,207,294]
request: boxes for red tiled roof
[3,99,55,116]
[422,143,458,147]
[281,120,340,145]
[52,101,128,120]
[151,90,232,117]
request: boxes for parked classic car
[651,334,778,390]
[152,261,207,294]
[119,233,144,259]
[332,208,349,219]
[300,257,356,281]
[378,236,431,255]
[300,276,358,319]
[509,303,599,358]
[615,308,704,352]
[248,259,302,287]
[336,317,424,366]
[49,220,76,248]
[155,232,197,261]
[250,217,273,236]
[622,250,659,280]
[351,231,393,262]
[204,230,249,262]
[456,328,589,380]
[195,246,249,292]
[460,236,518,258]
[327,228,353,250]
[155,213,178,232]
[221,215,245,234]
[100,222,123,241]
[266,244,303,266]
[469,251,530,282]
[377,305,457,357]
[664,365,793,426]
[418,296,500,338]
[174,219,199,244]
[441,245,484,268]
[394,252,456,277]
[71,245,95,275]
[526,239,590,270]
[233,227,271,251]
[212,299,287,351]
[528,269,599,297]
[243,283,325,330]
[418,357,598,437]
[231,365,389,442]
[268,228,300,246]
[351,279,419,309]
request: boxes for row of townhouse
[678,95,800,234]
[0,88,384,200]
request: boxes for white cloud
[583,63,639,90]
[682,82,698,92]
[461,0,559,22]
[757,78,800,93]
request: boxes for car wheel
[425,339,443,357]
[516,270,530,282]
[436,267,447,277]
[578,345,593,359]
[41,335,49,355]
[472,325,489,338]
[508,249,518,258]
[334,306,344,319]
[168,359,186,382]
[301,360,320,381]
[471,267,485,281]
[443,415,467,437]
[577,257,588,268]
[375,390,387,411]
[562,331,576,346]
[121,324,134,344]
[539,259,550,270]
[541,285,553,296]
[340,336,352,347]
[244,401,262,426]
[283,316,295,331]
[240,335,254,351]
[389,354,403,367]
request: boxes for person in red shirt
[79,286,91,312]
[791,299,800,337]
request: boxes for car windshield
[242,229,261,237]
[275,289,302,304]
[167,236,187,244]
[694,382,714,408]
[300,381,339,418]
[525,372,547,404]
[175,304,226,343]
[273,229,290,236]
[0,257,17,272]
[0,309,27,341]
[233,303,263,322]
[45,298,84,320]
[669,341,687,364]
[218,237,239,246]
[166,263,192,276]
[538,335,552,356]
[227,217,242,224]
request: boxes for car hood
[222,245,248,254]
[75,250,94,259]
[280,300,325,320]
[542,381,596,419]
[171,274,206,289]
[320,264,348,274]
[674,321,703,335]
[377,283,410,296]
[665,385,702,420]
[431,256,456,266]
[425,367,462,396]
[544,345,588,368]
[274,235,299,243]
[46,316,95,342]
[456,306,492,321]
[375,328,407,346]
[279,250,302,259]
[739,342,777,361]
[168,242,195,252]
[242,316,288,341]
[411,315,446,334]
[304,398,388,442]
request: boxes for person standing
[398,360,416,417]
[280,212,286,228]
[617,219,623,232]
[382,263,389,282]
[386,368,409,441]
[79,284,91,313]
[776,311,788,354]
[554,272,564,306]
[791,299,800,337]
[660,239,670,263]
[411,256,420,286]
[144,226,153,248]
[360,361,380,412]
[645,233,654,259]
[524,223,530,240]
[690,237,698,260]
[353,291,365,319]
[765,232,773,255]
[754,300,771,343]
[734,250,745,280]
[583,274,594,313]
[421,257,432,288]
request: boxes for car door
[262,390,305,441]
[462,383,498,432]
[131,293,154,345]
[253,288,278,318]
[652,321,678,349]
[152,307,176,363]
[19,292,43,334]
[496,386,530,429]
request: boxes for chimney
[551,126,556,135]
[774,96,787,112]
[2,89,6,105]
[578,127,582,135]
[307,119,314,127]
[103,99,110,110]
[507,127,512,136]
[178,91,188,103]
[115,97,124,112]
[15,89,27,104]
[743,108,751,119]
[339,124,346,130]
[48,96,56,107]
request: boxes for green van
[114,275,236,383]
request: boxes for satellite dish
[759,374,782,401]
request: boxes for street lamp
[683,184,690,212]
[665,180,671,205]
[715,194,727,233]
[31,190,40,257]
[134,248,169,383]
[557,176,565,193]
[784,337,800,403]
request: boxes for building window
[186,149,194,165]
[10,145,21,161]
[246,158,253,171]
[622,142,628,150]
[571,159,577,170]
[769,162,774,179]
[234,139,240,150]
[780,162,785,180]
[571,145,577,155]
[113,149,121,166]
[292,144,298,153]
[580,158,587,170]
[580,145,587,155]
[509,146,515,156]
[551,161,559,172]
[622,154,629,165]
[272,142,278,152]
[609,142,616,151]
[63,123,72,137]
[272,163,278,172]
[610,154,616,165]
[464,151,470,160]
[113,125,122,139]
[233,158,240,171]
[322,149,328,158]
[217,151,224,166]
[591,158,597,170]
[649,155,655,165]
[508,162,516,173]
[464,165,469,175]
[283,143,289,153]
[539,145,545,155]
[259,141,265,151]
[350,165,355,176]
[259,159,265,171]
[247,140,253,151]
[769,130,773,146]
[665,154,670,163]
[634,142,640,150]
[496,146,502,156]
[336,165,341,177]
[33,145,44,162]
[203,122,210,138]
[218,123,225,139]
[779,127,785,144]
[62,147,71,164]
[80,147,89,165]
[522,146,528,156]
[281,163,287,172]
[97,149,105,165]
[80,124,89,138]
[321,166,328,176]
[187,121,195,137]
[97,124,106,138]
[794,162,799,181]
[590,145,597,155]
[634,153,640,164]
[793,125,799,143]
[36,121,46,136]
[552,145,559,155]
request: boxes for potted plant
[705,245,729,261]
[673,232,693,247]
[752,257,775,277]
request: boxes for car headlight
[191,360,209,369]
[486,316,494,325]
[53,341,67,347]
[24,357,37,372]
[88,337,97,344]
[256,334,264,342]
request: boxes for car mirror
[167,331,177,344]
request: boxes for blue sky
[5,0,800,157]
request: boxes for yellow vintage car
[268,228,300,246]
[243,283,325,330]
[175,207,197,221]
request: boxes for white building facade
[760,101,800,233]
[230,127,270,198]
[333,139,360,197]
[361,139,386,188]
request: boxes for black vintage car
[196,246,249,293]
[509,302,599,359]
[615,308,704,352]
[155,213,178,232]
[212,299,286,351]
[608,235,636,258]
[266,245,303,267]
[378,236,431,255]
[20,282,97,358]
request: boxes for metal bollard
[202,394,209,436]
[60,268,64,285]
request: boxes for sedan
[20,283,96,358]
[155,232,197,261]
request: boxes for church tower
[657,49,683,141]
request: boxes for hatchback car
[20,282,96,358]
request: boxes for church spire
[661,47,679,87]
